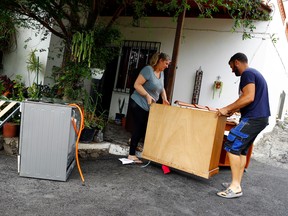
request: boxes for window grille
[114,40,161,92]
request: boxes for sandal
[128,155,143,164]
[217,188,243,199]
[136,145,143,152]
[221,182,230,189]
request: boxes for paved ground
[1,118,288,216]
[0,151,287,216]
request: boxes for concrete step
[1,136,131,159]
[78,142,129,159]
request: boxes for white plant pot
[91,68,105,80]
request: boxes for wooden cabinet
[142,103,227,179]
[218,122,253,169]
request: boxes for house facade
[107,1,288,141]
[2,0,288,143]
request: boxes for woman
[128,52,171,163]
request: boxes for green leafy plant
[51,62,91,101]
[27,83,40,100]
[94,110,107,131]
[9,112,21,124]
[27,49,43,73]
[0,80,7,100]
[11,75,26,102]
[0,75,14,98]
[83,97,97,129]
[0,75,25,125]
[27,49,44,86]
[0,80,5,94]
[71,31,94,67]
[71,23,122,69]
[83,91,107,130]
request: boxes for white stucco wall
[2,27,51,87]
[44,33,64,87]
[109,2,288,140]
[109,91,130,120]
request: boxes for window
[114,40,161,92]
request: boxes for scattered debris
[119,158,134,165]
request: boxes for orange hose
[69,103,85,185]
[71,118,80,135]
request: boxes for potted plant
[1,75,26,138]
[80,92,107,143]
[115,98,125,125]
[2,113,21,138]
[212,76,223,99]
[93,110,107,143]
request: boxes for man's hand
[217,107,233,117]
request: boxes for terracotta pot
[121,117,126,128]
[3,122,20,138]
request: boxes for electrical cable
[141,160,151,168]
[69,103,85,185]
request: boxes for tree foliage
[0,1,175,40]
[0,0,272,52]
[0,10,17,52]
[194,0,271,39]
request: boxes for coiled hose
[69,103,85,185]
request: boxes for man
[217,53,270,199]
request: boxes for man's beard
[234,67,241,76]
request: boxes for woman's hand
[162,99,170,105]
[161,89,169,105]
[146,94,155,106]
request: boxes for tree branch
[86,0,100,30]
[106,2,126,29]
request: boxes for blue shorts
[224,117,269,156]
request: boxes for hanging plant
[71,31,94,67]
[71,23,122,69]
[213,78,223,99]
